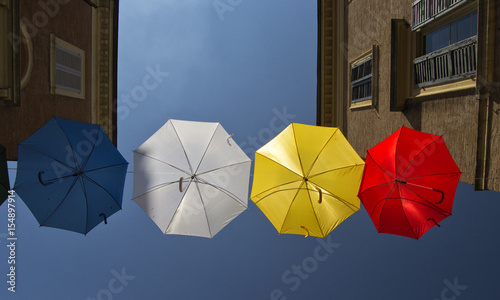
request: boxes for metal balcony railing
[412,0,472,31]
[413,36,476,88]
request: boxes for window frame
[349,46,378,109]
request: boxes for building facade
[0,0,119,160]
[317,0,499,192]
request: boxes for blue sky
[1,1,500,299]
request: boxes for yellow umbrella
[250,123,365,238]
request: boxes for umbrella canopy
[358,126,461,239]
[0,144,10,206]
[132,119,251,238]
[250,123,365,238]
[14,117,128,235]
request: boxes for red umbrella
[358,126,461,239]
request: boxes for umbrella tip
[427,218,440,227]
[300,226,309,238]
[100,213,107,225]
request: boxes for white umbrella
[132,119,251,238]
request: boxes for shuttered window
[351,57,372,103]
[50,35,85,98]
[55,45,82,92]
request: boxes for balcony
[412,0,473,31]
[413,36,476,88]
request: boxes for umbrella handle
[402,181,445,205]
[318,189,322,204]
[100,213,107,225]
[38,171,54,186]
[433,188,445,204]
[179,177,184,192]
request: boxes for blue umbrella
[14,117,128,234]
[0,144,10,206]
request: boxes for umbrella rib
[78,175,90,234]
[358,181,395,196]
[401,184,450,215]
[394,128,403,181]
[304,129,338,177]
[79,126,101,172]
[196,160,251,177]
[39,176,80,226]
[80,173,122,209]
[279,182,304,234]
[195,177,248,208]
[255,153,303,181]
[365,196,389,218]
[291,124,305,176]
[253,186,308,204]
[404,171,461,181]
[164,180,192,234]
[397,183,419,239]
[327,193,360,212]
[308,164,365,179]
[170,122,194,174]
[131,181,179,200]
[54,117,84,171]
[305,182,326,238]
[377,182,399,233]
[399,135,441,179]
[133,151,191,175]
[12,181,39,190]
[82,162,129,174]
[366,151,396,181]
[193,123,219,175]
[251,180,303,204]
[401,195,451,216]
[194,181,213,238]
[310,183,360,212]
[17,144,77,173]
[15,172,83,189]
[303,174,360,211]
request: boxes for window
[351,57,372,103]
[413,9,477,88]
[424,10,477,54]
[50,35,85,98]
[349,46,378,109]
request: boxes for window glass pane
[450,11,476,44]
[471,10,477,36]
[364,59,372,77]
[425,25,449,54]
[351,56,372,103]
[357,64,364,80]
[352,86,358,100]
